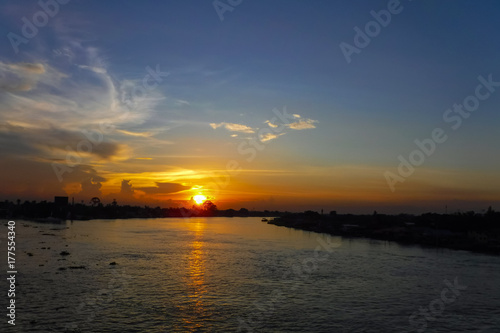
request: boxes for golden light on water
[181,219,207,330]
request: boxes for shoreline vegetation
[268,210,500,255]
[1,199,499,255]
[0,199,282,220]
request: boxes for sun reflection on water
[178,219,209,331]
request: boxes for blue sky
[1,0,500,212]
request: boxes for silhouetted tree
[90,197,101,207]
[203,200,217,214]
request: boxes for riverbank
[267,211,500,255]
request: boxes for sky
[0,0,500,213]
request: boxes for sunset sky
[1,0,500,213]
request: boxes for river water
[4,217,500,332]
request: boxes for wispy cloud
[175,99,190,106]
[287,118,318,130]
[9,63,46,74]
[259,132,285,142]
[116,129,155,138]
[264,120,278,128]
[136,182,192,194]
[0,30,171,199]
[0,61,47,92]
[78,65,107,74]
[0,123,124,160]
[265,114,318,131]
[210,122,255,133]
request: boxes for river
[5,217,500,332]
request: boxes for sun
[193,195,207,205]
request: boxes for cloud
[0,59,131,133]
[2,38,161,133]
[10,63,46,74]
[0,23,179,202]
[265,114,318,131]
[0,61,46,92]
[287,118,318,130]
[79,176,103,200]
[265,120,278,128]
[259,132,285,142]
[210,122,255,133]
[209,113,318,143]
[120,179,135,197]
[78,65,107,74]
[137,182,191,194]
[116,129,155,138]
[175,99,190,106]
[0,153,108,201]
[0,41,168,177]
[0,124,127,163]
[0,157,65,198]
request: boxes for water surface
[5,217,500,332]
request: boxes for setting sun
[193,195,207,205]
